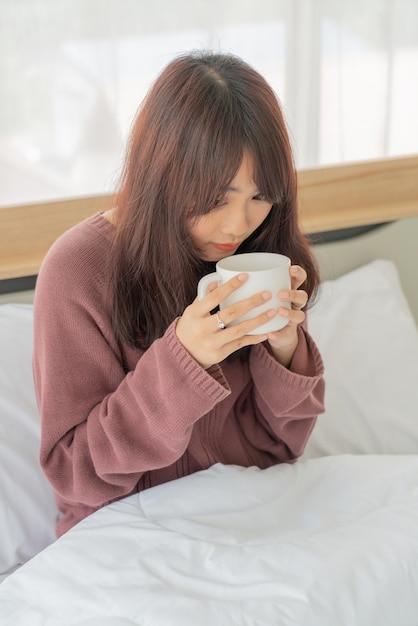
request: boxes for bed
[1,156,418,625]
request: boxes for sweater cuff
[250,324,324,389]
[164,319,231,404]
[289,324,324,378]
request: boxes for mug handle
[197,272,221,300]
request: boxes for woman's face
[188,151,273,262]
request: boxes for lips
[213,242,240,252]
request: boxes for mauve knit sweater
[33,212,325,537]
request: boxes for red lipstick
[213,243,240,252]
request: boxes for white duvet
[1,456,418,626]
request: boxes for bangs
[182,109,292,221]
[245,121,294,208]
[186,137,289,223]
[186,135,246,219]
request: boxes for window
[1,0,417,205]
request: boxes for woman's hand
[175,273,276,369]
[265,265,309,367]
[175,265,309,370]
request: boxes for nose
[219,202,249,239]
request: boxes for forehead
[226,151,258,193]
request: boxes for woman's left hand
[266,265,309,368]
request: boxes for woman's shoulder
[46,211,114,258]
[37,212,115,298]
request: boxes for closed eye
[214,196,227,208]
[253,193,267,201]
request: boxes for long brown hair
[111,51,319,348]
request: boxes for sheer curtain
[0,0,417,205]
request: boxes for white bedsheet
[1,456,418,626]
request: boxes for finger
[214,331,269,362]
[219,305,277,337]
[278,289,308,311]
[289,265,307,290]
[218,290,272,326]
[206,281,220,293]
[186,311,269,368]
[277,307,306,325]
[196,273,248,314]
[211,326,267,363]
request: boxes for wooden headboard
[1,155,418,281]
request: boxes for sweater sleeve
[33,227,230,509]
[245,322,325,461]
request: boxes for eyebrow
[226,185,260,194]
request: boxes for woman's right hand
[175,273,276,369]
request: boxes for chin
[213,252,234,262]
[199,246,237,263]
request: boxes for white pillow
[304,259,418,458]
[0,304,57,577]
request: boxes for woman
[33,51,325,537]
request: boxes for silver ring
[216,312,226,330]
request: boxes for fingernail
[267,310,276,318]
[279,291,289,299]
[262,291,272,300]
[237,273,247,282]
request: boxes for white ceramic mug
[197,252,291,335]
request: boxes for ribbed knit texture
[33,212,325,536]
